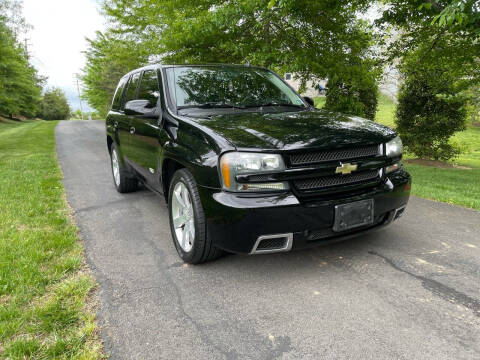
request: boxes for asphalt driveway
[56,120,480,359]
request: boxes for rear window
[111,77,128,110]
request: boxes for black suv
[106,64,410,263]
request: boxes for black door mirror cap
[124,99,160,118]
[303,96,315,107]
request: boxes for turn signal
[220,157,231,188]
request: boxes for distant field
[314,94,480,210]
[0,120,102,358]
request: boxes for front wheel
[168,169,223,264]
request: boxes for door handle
[130,127,135,134]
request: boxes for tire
[110,143,138,193]
[168,168,223,264]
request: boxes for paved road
[56,120,480,360]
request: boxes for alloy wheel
[111,149,120,187]
[171,182,195,252]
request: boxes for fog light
[237,182,288,191]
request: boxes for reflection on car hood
[193,109,396,150]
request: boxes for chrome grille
[294,170,379,191]
[289,145,380,166]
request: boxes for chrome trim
[379,143,384,156]
[393,205,406,220]
[250,233,293,254]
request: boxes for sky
[23,0,105,111]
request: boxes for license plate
[333,199,374,232]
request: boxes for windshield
[165,66,305,111]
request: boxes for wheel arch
[107,135,113,153]
[161,158,185,203]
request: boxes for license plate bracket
[333,199,374,232]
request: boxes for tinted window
[124,72,141,105]
[111,77,128,110]
[165,66,304,109]
[137,70,160,107]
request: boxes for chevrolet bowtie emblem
[335,162,358,175]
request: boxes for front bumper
[198,168,411,254]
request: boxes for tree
[395,45,468,160]
[81,30,149,117]
[39,88,71,120]
[433,0,480,33]
[0,0,30,37]
[324,59,380,120]
[0,0,43,118]
[378,1,479,160]
[379,1,479,83]
[0,20,43,118]
[82,0,380,118]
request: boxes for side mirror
[124,99,160,118]
[124,100,149,115]
[303,96,315,107]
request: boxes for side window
[123,72,141,105]
[111,77,127,110]
[137,70,160,108]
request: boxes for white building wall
[283,73,327,98]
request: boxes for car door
[124,69,162,179]
[120,72,141,164]
[110,76,130,157]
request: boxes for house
[283,73,327,98]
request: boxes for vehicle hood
[194,109,396,151]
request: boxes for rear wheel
[110,144,138,193]
[168,169,223,264]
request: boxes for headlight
[386,136,403,157]
[219,152,289,192]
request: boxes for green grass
[452,126,480,168]
[405,164,480,210]
[314,96,326,109]
[374,93,396,128]
[314,94,480,211]
[0,120,103,359]
[314,93,396,127]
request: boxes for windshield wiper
[246,103,306,108]
[178,102,246,110]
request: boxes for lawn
[314,94,480,210]
[452,126,480,169]
[0,120,103,358]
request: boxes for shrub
[39,88,71,120]
[325,67,379,120]
[395,55,468,161]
